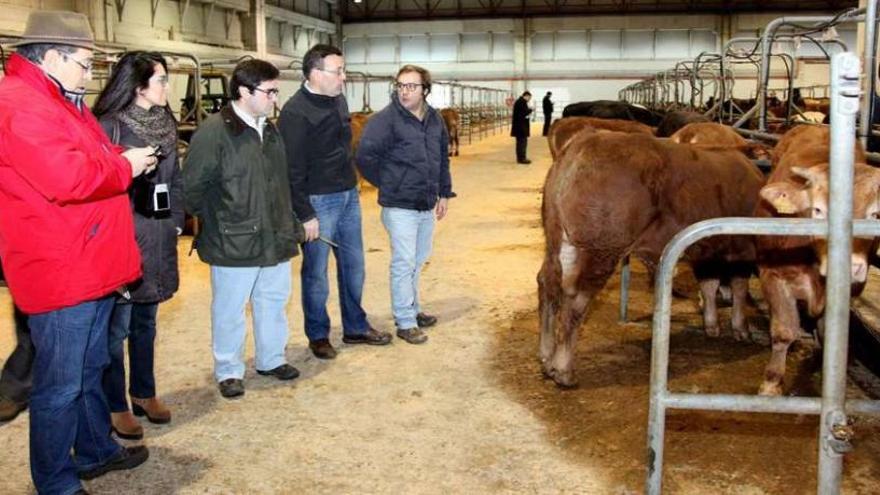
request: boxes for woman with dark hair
[93,51,182,439]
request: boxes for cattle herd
[537,102,880,398]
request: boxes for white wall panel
[690,29,717,56]
[401,35,430,62]
[344,37,367,63]
[656,30,689,59]
[461,33,491,61]
[431,34,459,62]
[369,36,397,63]
[590,30,621,59]
[531,32,554,60]
[493,33,514,61]
[556,31,588,60]
[623,30,654,59]
[266,20,281,48]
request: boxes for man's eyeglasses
[64,54,93,72]
[395,82,423,93]
[317,67,346,77]
[252,87,280,97]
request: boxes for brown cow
[670,122,771,160]
[755,126,878,395]
[350,112,372,155]
[439,108,460,157]
[770,124,866,170]
[538,131,764,387]
[351,112,373,189]
[655,110,710,138]
[546,116,653,160]
[803,97,831,114]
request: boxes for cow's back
[546,132,665,250]
[656,111,710,137]
[659,141,764,262]
[670,122,748,147]
[547,116,653,159]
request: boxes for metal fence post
[817,51,861,495]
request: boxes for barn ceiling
[340,0,859,22]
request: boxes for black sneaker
[396,327,428,344]
[342,328,392,345]
[78,446,149,480]
[218,378,245,399]
[416,313,438,328]
[256,364,300,381]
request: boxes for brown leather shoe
[131,397,171,425]
[0,395,26,422]
[111,410,144,440]
[416,313,438,328]
[342,328,392,345]
[396,327,428,345]
[309,339,338,359]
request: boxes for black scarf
[117,104,177,155]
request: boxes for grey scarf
[116,104,177,155]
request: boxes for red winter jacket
[0,54,141,314]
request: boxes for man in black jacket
[357,65,455,345]
[278,44,391,359]
[511,91,532,164]
[542,91,553,136]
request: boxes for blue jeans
[301,188,369,341]
[104,302,158,412]
[381,207,435,329]
[210,262,291,382]
[28,297,122,495]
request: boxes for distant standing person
[511,91,532,164]
[184,59,303,399]
[93,51,182,439]
[357,65,455,345]
[278,44,391,360]
[542,91,553,136]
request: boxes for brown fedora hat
[12,11,103,52]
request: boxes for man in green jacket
[184,60,303,399]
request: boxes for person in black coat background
[511,91,533,164]
[542,91,554,136]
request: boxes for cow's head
[760,163,880,282]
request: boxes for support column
[334,1,343,48]
[242,0,268,57]
[512,17,529,94]
[75,0,113,45]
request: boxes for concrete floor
[0,126,614,494]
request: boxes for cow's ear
[760,182,810,214]
[791,164,828,185]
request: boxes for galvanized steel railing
[645,52,880,495]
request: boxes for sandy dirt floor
[1,123,880,494]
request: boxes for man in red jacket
[0,11,158,494]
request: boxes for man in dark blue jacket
[357,65,455,344]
